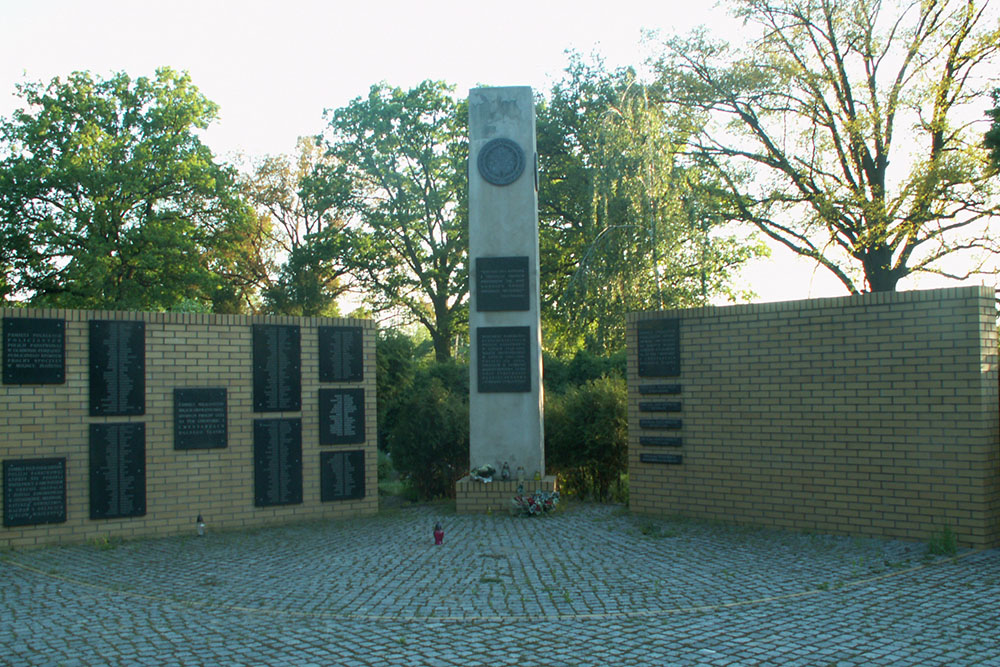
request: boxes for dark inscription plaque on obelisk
[89,320,145,416]
[319,388,365,445]
[320,450,365,501]
[252,325,301,412]
[89,423,146,519]
[637,319,680,378]
[253,418,303,506]
[3,317,66,384]
[476,256,530,311]
[3,458,67,527]
[174,388,227,450]
[318,326,363,382]
[476,326,531,393]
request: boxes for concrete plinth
[455,475,558,514]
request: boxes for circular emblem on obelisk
[477,138,525,186]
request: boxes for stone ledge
[455,475,558,514]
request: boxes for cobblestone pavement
[2,503,999,666]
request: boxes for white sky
[0,0,988,302]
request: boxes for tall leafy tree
[538,55,763,353]
[311,81,468,361]
[987,88,1000,171]
[656,0,1000,293]
[0,68,256,310]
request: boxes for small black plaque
[3,458,67,527]
[89,423,146,520]
[639,436,683,447]
[253,325,301,412]
[639,419,682,430]
[477,137,525,186]
[320,450,365,502]
[319,388,365,445]
[476,256,530,311]
[174,388,227,450]
[639,384,682,395]
[3,318,65,384]
[640,401,682,412]
[640,453,683,465]
[477,326,532,393]
[89,320,145,416]
[253,418,303,507]
[319,326,364,382]
[637,319,680,378]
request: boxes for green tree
[310,81,468,361]
[538,55,763,354]
[987,88,1000,171]
[0,68,255,310]
[656,0,1000,293]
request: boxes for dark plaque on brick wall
[320,450,365,502]
[640,401,682,413]
[637,319,680,378]
[318,326,363,382]
[639,436,683,448]
[174,388,227,450]
[640,453,683,465]
[476,256,530,311]
[639,418,682,430]
[3,318,65,384]
[639,384,682,395]
[3,458,66,527]
[89,320,145,416]
[253,418,303,506]
[253,325,301,412]
[319,388,365,445]
[477,326,531,393]
[89,423,146,520]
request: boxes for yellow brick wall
[627,286,1000,547]
[1,308,377,548]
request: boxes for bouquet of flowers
[470,464,496,482]
[511,490,559,516]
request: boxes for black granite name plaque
[89,423,146,520]
[637,319,680,378]
[319,326,364,382]
[253,325,301,412]
[640,453,683,465]
[89,320,145,416]
[639,384,682,395]
[477,326,531,393]
[639,419,682,430]
[476,256,530,311]
[3,318,65,384]
[320,450,365,502]
[174,388,227,450]
[639,436,683,448]
[639,401,682,413]
[319,388,365,445]
[253,418,303,506]
[3,458,66,527]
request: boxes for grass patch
[927,526,957,556]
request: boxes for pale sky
[0,0,986,302]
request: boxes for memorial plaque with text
[639,418,682,430]
[637,319,680,378]
[3,318,65,384]
[640,453,683,465]
[3,458,66,527]
[174,388,227,450]
[319,388,365,445]
[477,326,531,393]
[253,418,303,506]
[253,325,301,412]
[639,401,682,413]
[639,436,683,448]
[89,423,146,519]
[89,320,145,416]
[320,450,365,501]
[639,384,682,395]
[318,326,363,382]
[476,256,530,311]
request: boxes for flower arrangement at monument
[470,464,496,482]
[511,490,559,516]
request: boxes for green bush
[545,375,627,501]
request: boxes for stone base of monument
[455,476,558,514]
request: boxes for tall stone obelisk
[466,86,545,485]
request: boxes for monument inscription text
[477,326,531,393]
[3,458,66,527]
[89,320,145,416]
[3,317,65,384]
[174,388,227,450]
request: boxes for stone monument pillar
[457,86,552,512]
